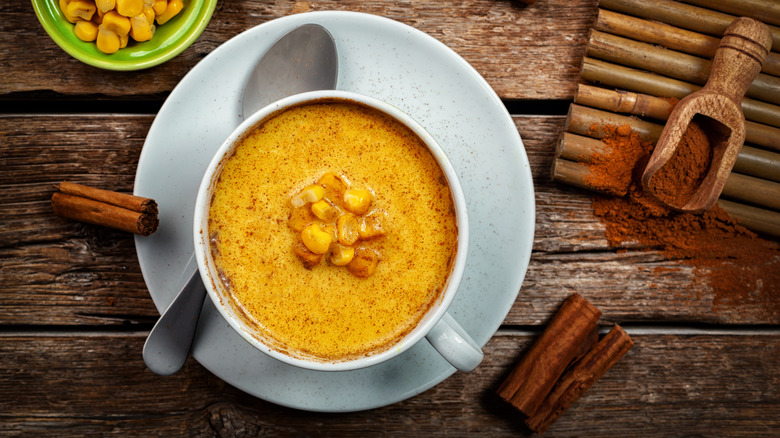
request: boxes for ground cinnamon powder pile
[646,120,713,208]
[585,124,780,320]
[584,124,647,196]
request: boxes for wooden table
[3,1,779,436]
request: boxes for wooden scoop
[641,17,772,212]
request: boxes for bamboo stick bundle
[594,9,780,77]
[581,58,780,128]
[564,105,780,183]
[551,157,780,239]
[558,2,780,238]
[678,0,780,28]
[586,30,780,106]
[556,131,780,183]
[573,84,780,152]
[598,0,780,50]
[555,132,780,213]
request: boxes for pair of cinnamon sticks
[497,294,633,434]
[51,181,159,236]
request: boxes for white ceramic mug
[193,90,483,372]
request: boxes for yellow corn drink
[207,99,459,362]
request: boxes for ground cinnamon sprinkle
[647,119,712,209]
[584,124,650,196]
[586,124,780,321]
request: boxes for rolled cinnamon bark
[565,105,780,182]
[586,30,780,106]
[574,84,780,152]
[57,181,158,215]
[598,0,780,50]
[497,293,602,418]
[581,57,780,128]
[594,9,780,77]
[51,192,158,236]
[524,325,634,434]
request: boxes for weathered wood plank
[0,115,158,324]
[0,331,777,436]
[1,114,777,326]
[1,0,596,100]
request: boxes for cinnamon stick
[524,325,634,434]
[581,57,780,128]
[57,181,158,215]
[496,293,602,418]
[51,183,159,236]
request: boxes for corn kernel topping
[289,172,387,277]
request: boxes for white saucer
[134,11,534,412]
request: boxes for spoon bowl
[241,24,339,119]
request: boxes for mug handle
[425,312,483,372]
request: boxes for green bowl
[32,0,217,71]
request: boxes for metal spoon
[143,24,338,376]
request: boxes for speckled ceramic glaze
[135,11,534,412]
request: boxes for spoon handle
[143,270,206,376]
[704,17,771,103]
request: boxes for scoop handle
[704,17,772,103]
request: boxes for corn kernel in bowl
[61,0,177,54]
[32,0,217,70]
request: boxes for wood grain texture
[2,114,777,326]
[0,332,778,436]
[4,2,778,435]
[0,115,158,325]
[1,0,597,100]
